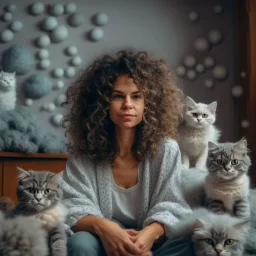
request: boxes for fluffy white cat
[0,71,16,111]
[177,96,220,168]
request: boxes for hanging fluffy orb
[50,25,69,43]
[29,2,45,15]
[0,29,14,42]
[65,45,77,56]
[93,13,109,26]
[89,28,104,41]
[68,13,85,27]
[9,20,23,32]
[41,17,58,31]
[64,3,77,14]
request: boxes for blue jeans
[68,232,194,256]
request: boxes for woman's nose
[123,97,132,109]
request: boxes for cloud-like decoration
[50,25,68,43]
[67,13,85,27]
[0,29,14,43]
[9,20,23,32]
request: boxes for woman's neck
[115,127,135,157]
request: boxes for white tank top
[111,173,141,228]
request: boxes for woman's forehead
[113,75,140,91]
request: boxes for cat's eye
[44,188,51,194]
[231,159,239,165]
[27,187,35,193]
[192,113,198,117]
[204,239,214,245]
[202,113,208,118]
[216,159,223,165]
[225,239,234,245]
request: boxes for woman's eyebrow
[112,90,141,94]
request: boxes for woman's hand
[96,218,143,256]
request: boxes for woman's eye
[44,189,50,194]
[204,239,214,245]
[231,159,239,165]
[132,95,141,100]
[202,114,208,118]
[112,94,123,99]
[216,159,223,165]
[225,239,234,245]
[192,113,198,117]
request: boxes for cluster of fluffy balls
[0,107,66,154]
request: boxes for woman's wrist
[146,222,165,241]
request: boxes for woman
[61,49,194,256]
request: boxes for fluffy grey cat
[0,71,16,111]
[172,208,249,256]
[6,167,68,256]
[0,210,48,256]
[177,96,220,168]
[205,138,251,218]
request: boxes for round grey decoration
[188,11,199,22]
[187,70,197,80]
[5,4,17,13]
[65,45,77,56]
[46,103,56,112]
[64,3,77,14]
[9,20,23,32]
[36,35,51,48]
[37,49,49,59]
[55,94,67,106]
[0,29,14,42]
[241,120,249,128]
[214,4,224,14]
[52,68,64,78]
[194,37,210,52]
[29,2,45,16]
[204,79,214,88]
[51,113,64,127]
[64,67,76,78]
[232,85,243,97]
[240,71,247,78]
[212,65,228,80]
[70,56,82,66]
[89,28,104,41]
[93,13,109,26]
[49,4,64,17]
[208,29,223,45]
[38,59,50,69]
[53,80,64,90]
[175,65,186,77]
[204,56,215,68]
[23,73,52,99]
[1,12,12,22]
[68,13,85,27]
[50,25,69,43]
[41,17,58,31]
[195,64,205,73]
[2,45,35,75]
[184,55,196,68]
[25,98,33,106]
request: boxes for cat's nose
[197,118,202,122]
[216,248,223,253]
[36,198,42,202]
[224,165,231,171]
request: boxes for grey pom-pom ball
[37,49,49,59]
[212,65,229,80]
[25,98,33,106]
[194,37,210,52]
[70,56,82,66]
[2,45,34,75]
[68,13,85,27]
[93,13,109,26]
[175,66,186,77]
[52,68,64,78]
[50,25,68,43]
[55,94,66,106]
[64,3,77,14]
[23,73,52,99]
[1,12,12,22]
[0,29,14,42]
[64,67,75,78]
[29,2,45,15]
[65,45,77,56]
[9,20,23,32]
[49,4,64,16]
[51,113,64,127]
[89,28,104,41]
[41,17,58,31]
[37,59,50,69]
[5,4,17,13]
[53,80,64,90]
[36,35,51,48]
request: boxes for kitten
[10,167,68,256]
[205,138,251,218]
[0,71,16,111]
[172,208,249,256]
[0,210,48,256]
[177,96,220,168]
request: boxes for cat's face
[193,214,248,256]
[16,167,63,212]
[183,96,217,129]
[0,71,16,92]
[207,139,251,181]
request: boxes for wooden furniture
[0,152,68,203]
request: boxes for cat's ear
[17,167,30,180]
[194,218,206,229]
[50,171,63,185]
[207,101,217,114]
[234,137,248,153]
[12,72,16,76]
[234,218,250,231]
[186,96,196,110]
[208,141,219,151]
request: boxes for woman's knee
[68,231,105,256]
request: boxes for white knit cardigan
[61,139,192,238]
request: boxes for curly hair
[63,49,183,162]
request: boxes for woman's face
[109,75,144,129]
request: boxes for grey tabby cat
[10,167,68,256]
[172,208,249,256]
[0,210,48,256]
[205,138,251,218]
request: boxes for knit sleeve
[143,140,192,238]
[61,156,104,229]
